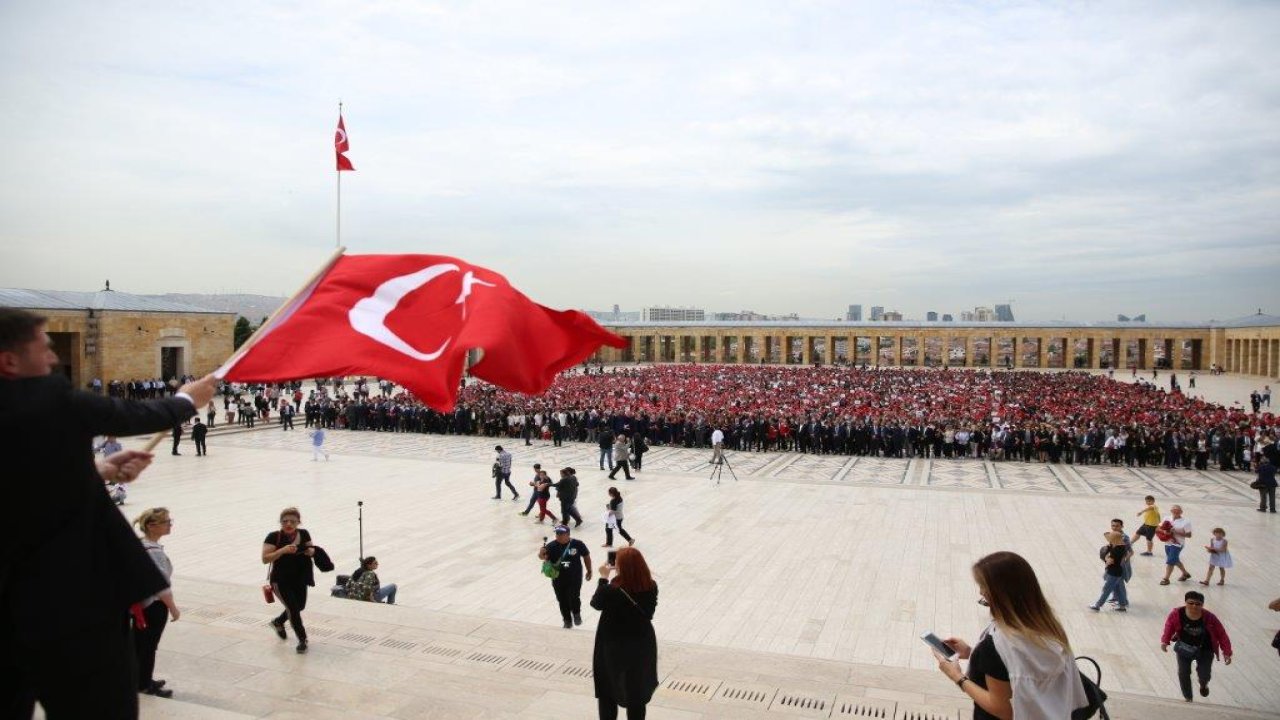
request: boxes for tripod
[708,448,738,485]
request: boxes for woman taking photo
[592,547,658,720]
[262,507,315,653]
[133,507,180,699]
[934,551,1087,719]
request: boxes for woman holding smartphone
[592,547,657,720]
[933,551,1086,719]
[262,506,315,654]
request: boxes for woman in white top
[934,551,1087,719]
[133,507,181,699]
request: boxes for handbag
[1071,656,1110,720]
[1250,479,1264,489]
[262,584,276,604]
[1173,640,1199,659]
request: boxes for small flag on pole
[335,114,355,171]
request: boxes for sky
[1,1,1277,322]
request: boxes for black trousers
[494,473,518,498]
[608,459,633,480]
[133,601,169,689]
[606,519,633,546]
[170,437,180,455]
[2,617,139,720]
[194,438,207,456]
[1259,487,1276,512]
[598,696,647,720]
[560,500,582,524]
[272,582,308,642]
[551,576,583,621]
[1176,646,1214,700]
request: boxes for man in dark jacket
[192,418,209,456]
[1255,455,1277,513]
[0,308,215,719]
[553,467,583,527]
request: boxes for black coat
[591,580,658,706]
[0,374,194,646]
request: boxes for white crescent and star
[347,264,496,361]
[335,128,348,146]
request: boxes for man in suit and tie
[0,308,216,719]
[192,418,208,456]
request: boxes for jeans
[494,472,517,498]
[1176,645,1213,699]
[1165,544,1184,566]
[599,447,613,469]
[374,584,397,604]
[1093,573,1128,608]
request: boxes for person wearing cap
[538,525,592,628]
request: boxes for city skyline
[1,2,1277,320]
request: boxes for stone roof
[0,288,232,314]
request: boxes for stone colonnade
[597,326,1222,372]
[1222,329,1280,377]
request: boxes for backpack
[1071,656,1110,720]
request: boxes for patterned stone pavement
[215,428,1260,505]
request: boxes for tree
[233,316,252,349]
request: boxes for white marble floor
[122,425,1280,715]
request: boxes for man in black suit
[0,308,216,719]
[171,422,184,455]
[192,418,209,456]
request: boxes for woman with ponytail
[132,507,180,699]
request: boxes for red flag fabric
[217,254,626,411]
[335,114,354,171]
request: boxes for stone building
[592,315,1280,378]
[0,288,235,388]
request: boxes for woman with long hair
[592,546,658,720]
[934,551,1086,719]
[262,507,315,653]
[133,507,180,699]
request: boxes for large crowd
[227,365,1277,471]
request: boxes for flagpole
[337,101,343,249]
[140,246,348,453]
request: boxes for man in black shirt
[552,467,583,527]
[192,418,209,456]
[538,525,592,628]
[1089,531,1130,611]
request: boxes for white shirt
[711,429,724,445]
[1168,516,1192,547]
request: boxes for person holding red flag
[218,252,626,411]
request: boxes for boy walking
[1135,495,1160,556]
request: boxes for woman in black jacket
[262,506,315,653]
[591,547,658,720]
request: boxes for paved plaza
[108,370,1279,719]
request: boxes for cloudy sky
[1,1,1276,322]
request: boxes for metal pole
[357,500,364,560]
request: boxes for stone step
[123,576,1274,720]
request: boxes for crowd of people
[224,365,1278,474]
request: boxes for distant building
[942,314,954,322]
[846,304,862,322]
[612,304,620,316]
[974,306,995,322]
[1117,314,1129,322]
[1117,313,1147,322]
[870,306,885,322]
[960,311,976,322]
[883,310,903,321]
[926,311,938,322]
[994,304,1015,322]
[642,306,705,322]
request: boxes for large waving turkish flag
[217,254,625,410]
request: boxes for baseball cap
[553,524,570,534]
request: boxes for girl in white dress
[1200,527,1232,586]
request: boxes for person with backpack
[1160,591,1233,702]
[933,551,1089,719]
[345,557,397,604]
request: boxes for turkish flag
[217,254,626,411]
[335,114,354,171]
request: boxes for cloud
[0,0,1277,320]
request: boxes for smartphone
[921,632,957,661]
[607,550,617,565]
